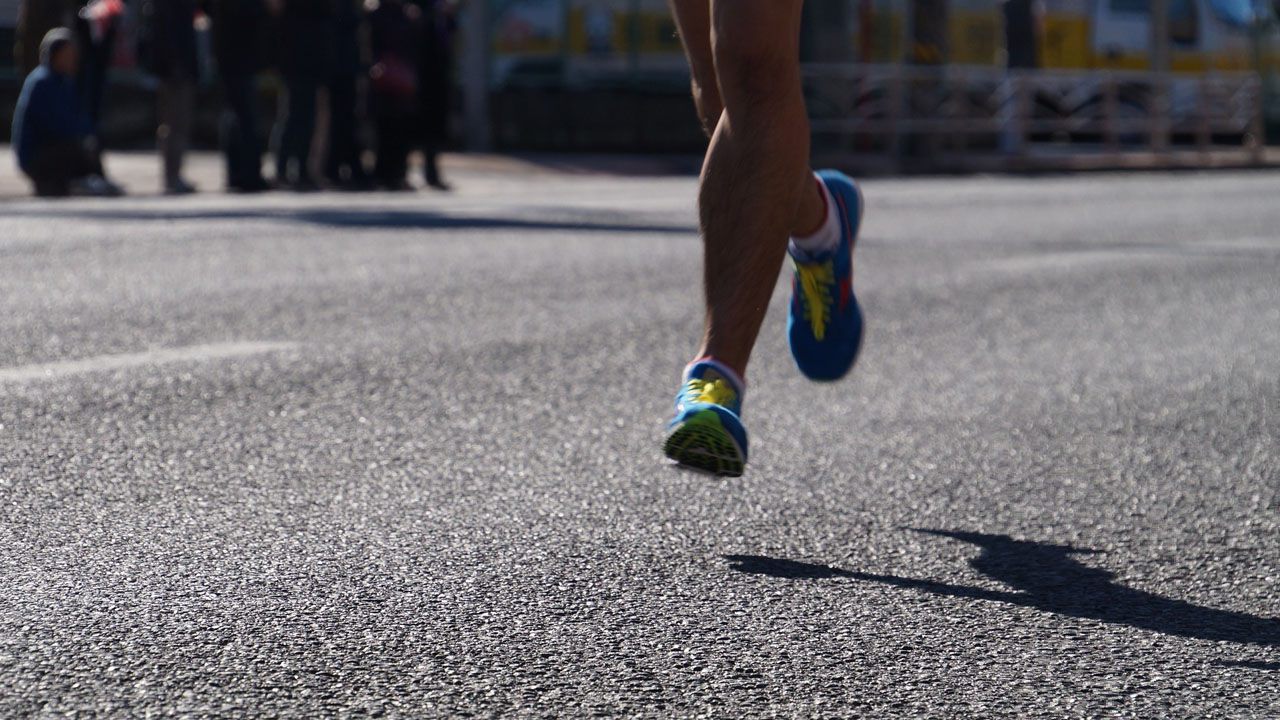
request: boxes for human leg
[326,75,367,184]
[324,77,348,182]
[272,78,292,181]
[691,0,819,378]
[222,73,266,190]
[278,75,318,187]
[222,74,247,187]
[423,143,449,190]
[374,113,412,190]
[158,77,195,191]
[27,140,104,197]
[663,0,819,475]
[666,0,721,137]
[290,76,319,185]
[669,0,826,242]
[391,116,412,187]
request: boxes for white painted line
[968,250,1175,276]
[1193,236,1280,252]
[969,238,1277,277]
[0,341,297,383]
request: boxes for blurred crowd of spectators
[11,0,457,197]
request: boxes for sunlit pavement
[2,163,1277,715]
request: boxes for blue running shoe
[663,360,748,477]
[787,170,865,382]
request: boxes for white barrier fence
[803,64,1266,169]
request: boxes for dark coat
[368,0,420,117]
[415,0,454,141]
[278,0,335,78]
[12,65,93,172]
[331,0,366,77]
[137,0,200,79]
[207,0,269,76]
[1002,0,1040,69]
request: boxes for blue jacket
[11,66,92,173]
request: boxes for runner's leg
[663,0,840,475]
[667,0,721,137]
[691,0,822,377]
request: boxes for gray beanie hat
[40,28,75,67]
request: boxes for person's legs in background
[274,75,300,186]
[392,115,412,189]
[158,76,196,193]
[419,76,450,191]
[423,142,443,190]
[272,77,293,183]
[374,112,412,191]
[275,74,318,190]
[26,139,105,197]
[291,76,319,188]
[323,75,349,184]
[221,72,267,192]
[373,113,392,188]
[74,17,116,136]
[325,73,369,188]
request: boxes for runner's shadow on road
[724,529,1280,647]
[1209,660,1280,670]
[12,208,694,235]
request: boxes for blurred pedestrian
[11,29,123,197]
[273,0,334,191]
[208,0,271,192]
[14,0,77,76]
[415,0,455,191]
[1002,0,1044,70]
[325,0,373,189]
[76,0,126,135]
[367,0,420,191]
[137,0,200,194]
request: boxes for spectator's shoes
[787,170,865,382]
[71,174,124,197]
[164,178,197,196]
[663,361,748,477]
[229,177,271,194]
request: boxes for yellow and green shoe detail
[663,408,746,477]
[664,363,749,477]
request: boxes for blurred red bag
[370,56,417,99]
[80,0,126,42]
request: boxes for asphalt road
[1,165,1277,717]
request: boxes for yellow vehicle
[833,0,1278,140]
[488,0,1275,76]
[1040,0,1271,72]
[484,0,1278,148]
[858,0,1274,70]
[490,0,683,83]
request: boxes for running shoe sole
[663,409,746,477]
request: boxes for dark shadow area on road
[1209,660,1280,670]
[2,207,694,235]
[725,529,1280,647]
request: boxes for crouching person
[11,29,123,197]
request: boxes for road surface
[1,164,1277,716]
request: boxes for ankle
[685,356,747,394]
[791,176,827,238]
[790,177,840,256]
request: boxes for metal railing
[802,63,1266,170]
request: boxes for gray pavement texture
[1,162,1278,718]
